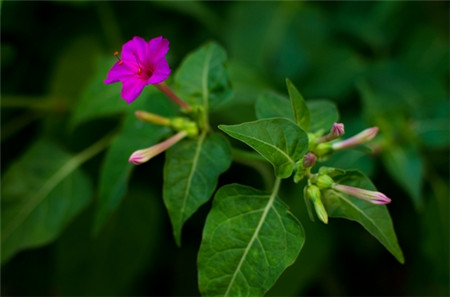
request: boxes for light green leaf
[93,92,176,234]
[1,140,95,263]
[382,144,424,209]
[322,169,404,263]
[163,133,232,246]
[219,118,308,178]
[174,42,232,111]
[307,100,339,133]
[198,182,305,297]
[286,79,310,131]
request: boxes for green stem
[2,132,116,242]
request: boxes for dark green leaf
[174,42,232,111]
[219,118,308,178]
[286,79,310,131]
[163,133,232,246]
[382,145,424,209]
[322,170,404,263]
[198,183,305,297]
[94,93,177,233]
[1,140,93,263]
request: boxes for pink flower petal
[104,61,139,84]
[120,78,147,104]
[147,36,170,61]
[121,36,149,62]
[147,59,171,84]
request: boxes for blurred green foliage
[1,1,448,296]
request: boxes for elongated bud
[318,122,345,143]
[314,174,334,189]
[332,127,379,150]
[306,185,328,224]
[332,183,391,204]
[135,111,171,126]
[129,131,187,165]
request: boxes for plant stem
[155,82,192,111]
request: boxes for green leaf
[198,182,305,297]
[174,42,232,111]
[255,92,293,120]
[286,79,310,131]
[321,170,404,263]
[1,140,94,263]
[94,93,177,233]
[382,144,424,209]
[307,100,339,133]
[219,118,308,178]
[163,133,232,246]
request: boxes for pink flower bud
[331,123,345,138]
[331,127,379,150]
[332,183,391,204]
[129,131,188,165]
[302,152,317,168]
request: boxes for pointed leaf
[286,79,310,131]
[198,183,305,297]
[1,140,93,263]
[219,118,308,178]
[93,93,176,233]
[174,42,232,111]
[163,133,232,246]
[322,170,404,263]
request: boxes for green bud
[170,117,186,131]
[185,122,199,137]
[313,198,328,224]
[315,174,334,189]
[306,185,321,202]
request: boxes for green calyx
[170,117,199,137]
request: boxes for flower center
[133,51,153,78]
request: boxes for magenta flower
[105,36,171,103]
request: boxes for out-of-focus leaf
[220,118,308,178]
[198,183,305,297]
[320,149,374,177]
[163,133,231,246]
[255,92,292,120]
[255,92,338,133]
[56,186,162,295]
[49,37,99,103]
[174,42,232,111]
[382,144,424,208]
[94,93,177,233]
[286,79,310,131]
[1,140,93,263]
[307,100,339,133]
[322,170,404,263]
